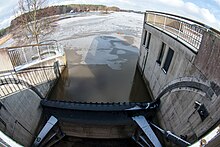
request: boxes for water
[44,12,152,146]
[49,35,151,103]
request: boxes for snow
[0,37,14,48]
[0,12,144,70]
[117,50,126,54]
[49,12,143,70]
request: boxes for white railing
[6,40,63,68]
[0,66,59,98]
[145,11,206,51]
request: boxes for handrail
[145,11,220,35]
[0,65,61,99]
[0,40,59,50]
[3,43,53,50]
[144,11,217,51]
[0,65,62,75]
[39,39,58,44]
[5,40,63,68]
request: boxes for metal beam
[33,116,58,147]
[132,115,162,147]
[139,135,151,147]
[132,136,146,147]
[150,122,191,147]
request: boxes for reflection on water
[49,61,151,103]
[129,66,152,102]
[49,36,151,103]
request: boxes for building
[138,11,220,143]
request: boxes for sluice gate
[33,99,190,147]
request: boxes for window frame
[156,42,166,65]
[146,33,151,49]
[142,30,147,46]
[162,48,174,74]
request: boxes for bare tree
[18,0,52,44]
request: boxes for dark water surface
[49,35,151,102]
[39,14,152,147]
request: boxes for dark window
[146,33,151,49]
[143,30,147,45]
[162,48,174,73]
[156,42,166,65]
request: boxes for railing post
[56,42,59,53]
[154,14,156,25]
[37,46,41,60]
[177,21,182,38]
[47,45,51,56]
[163,16,167,30]
[22,47,28,64]
[145,12,148,24]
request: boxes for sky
[0,0,220,31]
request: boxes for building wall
[0,55,66,146]
[0,88,43,146]
[139,24,195,97]
[139,22,220,143]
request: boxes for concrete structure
[138,11,220,144]
[0,41,66,146]
[1,11,219,146]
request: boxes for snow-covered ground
[0,38,13,48]
[50,12,143,70]
[48,12,146,102]
[0,12,146,102]
[55,12,143,42]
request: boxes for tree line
[4,1,120,45]
[11,4,120,28]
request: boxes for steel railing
[145,11,207,51]
[6,40,63,68]
[0,65,61,99]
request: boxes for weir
[0,10,219,147]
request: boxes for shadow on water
[42,36,153,146]
[129,66,152,102]
[49,35,151,103]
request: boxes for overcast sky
[0,0,220,30]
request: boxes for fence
[145,11,206,50]
[0,65,61,99]
[6,40,63,68]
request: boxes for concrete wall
[139,22,220,143]
[139,23,195,97]
[0,49,14,72]
[0,54,66,146]
[26,55,66,97]
[0,88,43,146]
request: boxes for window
[156,42,166,65]
[142,30,147,45]
[146,33,151,49]
[162,48,174,73]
